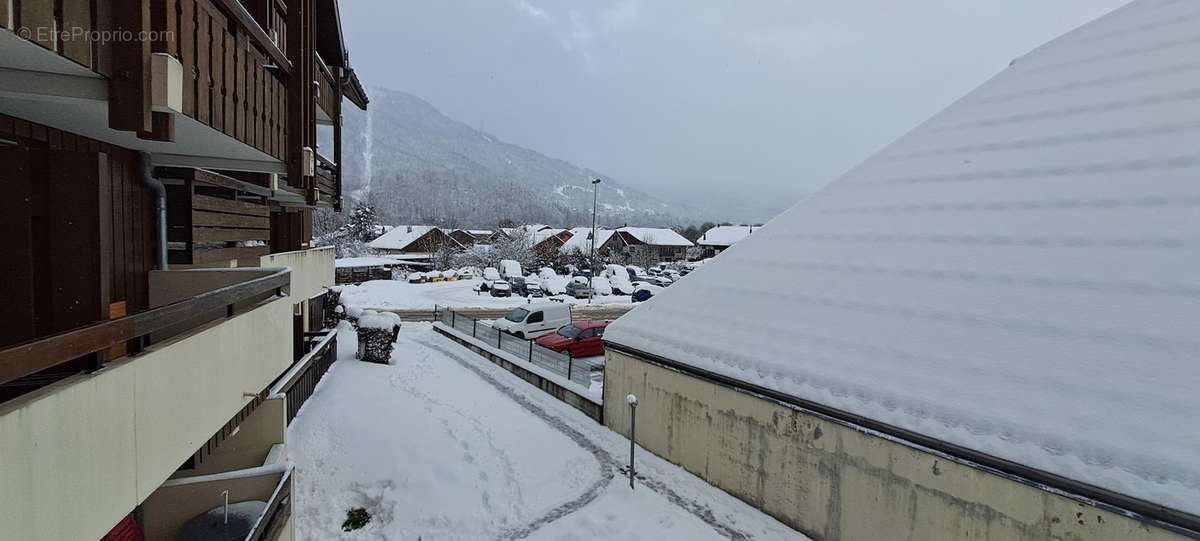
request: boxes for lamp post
[627,393,638,489]
[589,178,601,305]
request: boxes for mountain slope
[339,88,700,227]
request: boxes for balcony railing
[0,267,289,389]
[315,152,339,203]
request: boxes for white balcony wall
[0,298,293,541]
[261,246,335,302]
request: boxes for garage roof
[605,0,1200,518]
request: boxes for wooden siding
[163,175,273,266]
[0,114,155,345]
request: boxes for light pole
[627,393,638,489]
[589,178,601,305]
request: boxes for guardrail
[369,304,634,323]
[0,267,290,388]
[438,310,598,387]
[273,330,338,425]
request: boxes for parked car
[527,286,544,298]
[458,268,475,280]
[507,276,528,296]
[651,276,673,287]
[565,278,594,299]
[429,273,445,283]
[492,303,571,339]
[632,283,663,303]
[536,321,611,357]
[489,281,512,297]
[524,275,542,294]
[441,269,459,281]
[407,272,426,284]
[483,267,502,281]
[499,259,522,279]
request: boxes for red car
[535,321,610,357]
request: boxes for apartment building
[0,0,366,538]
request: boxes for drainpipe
[140,152,168,270]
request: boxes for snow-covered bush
[342,508,371,532]
[356,310,401,364]
[323,287,343,329]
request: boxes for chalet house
[598,227,693,262]
[0,0,366,539]
[554,227,612,257]
[603,2,1200,539]
[531,228,575,258]
[448,228,496,247]
[697,225,754,257]
[367,225,463,264]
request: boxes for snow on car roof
[606,0,1200,517]
[696,225,755,247]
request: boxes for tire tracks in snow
[415,333,753,541]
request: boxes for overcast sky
[340,1,1128,218]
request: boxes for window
[578,328,595,339]
[527,311,544,323]
[557,324,582,338]
[595,327,606,336]
[505,308,529,322]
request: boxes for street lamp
[627,393,638,489]
[589,178,601,305]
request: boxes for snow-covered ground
[338,279,635,311]
[289,323,805,540]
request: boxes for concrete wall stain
[602,349,1191,541]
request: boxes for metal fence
[438,310,596,388]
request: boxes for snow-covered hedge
[356,309,401,364]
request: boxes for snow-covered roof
[617,227,692,247]
[367,225,437,250]
[697,226,755,247]
[606,0,1200,517]
[560,228,616,254]
[531,228,567,245]
[467,229,494,237]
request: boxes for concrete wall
[0,298,293,541]
[603,349,1191,541]
[261,246,334,303]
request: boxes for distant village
[320,203,761,273]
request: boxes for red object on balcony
[100,513,144,541]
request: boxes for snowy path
[289,324,806,540]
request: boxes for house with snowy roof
[367,225,462,264]
[602,1,1200,539]
[598,227,693,263]
[448,229,496,247]
[697,225,755,257]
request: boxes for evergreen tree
[348,201,380,243]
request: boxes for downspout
[140,152,168,270]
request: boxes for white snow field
[606,0,1200,517]
[289,324,805,540]
[336,278,633,310]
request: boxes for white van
[499,259,522,279]
[491,303,571,339]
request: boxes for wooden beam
[61,0,94,66]
[156,166,274,197]
[193,194,270,216]
[190,245,269,264]
[109,0,154,136]
[193,209,269,229]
